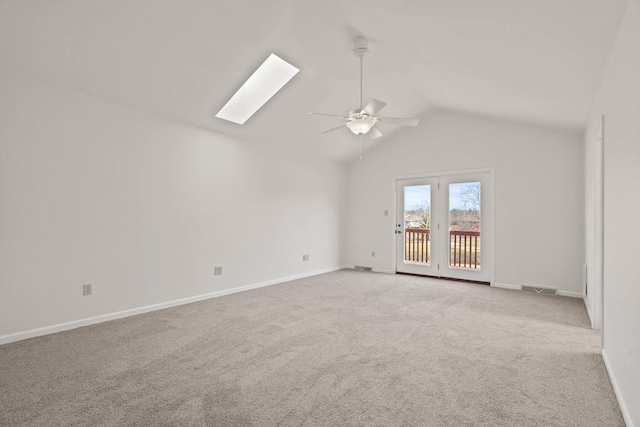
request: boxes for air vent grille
[522,285,557,295]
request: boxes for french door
[395,177,440,276]
[396,171,492,283]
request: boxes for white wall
[0,73,347,340]
[346,111,584,294]
[583,117,600,326]
[585,1,640,425]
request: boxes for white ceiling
[0,0,628,162]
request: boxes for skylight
[215,53,299,125]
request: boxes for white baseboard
[492,282,522,291]
[342,265,395,275]
[584,296,595,327]
[557,290,583,298]
[0,266,344,346]
[602,349,635,427]
[492,282,583,299]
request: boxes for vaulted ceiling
[0,0,628,162]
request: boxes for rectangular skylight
[215,53,299,125]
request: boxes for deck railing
[405,229,430,262]
[404,229,481,269]
[449,230,480,269]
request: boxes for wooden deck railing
[405,229,481,269]
[405,229,430,263]
[449,230,480,269]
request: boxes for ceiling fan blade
[320,123,348,134]
[308,112,348,119]
[363,99,387,116]
[376,116,419,127]
[368,127,382,139]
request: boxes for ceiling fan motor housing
[349,109,371,120]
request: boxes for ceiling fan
[309,36,419,139]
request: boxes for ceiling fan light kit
[309,36,419,139]
[346,118,375,135]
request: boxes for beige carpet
[0,270,625,426]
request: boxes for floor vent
[354,266,373,272]
[522,285,558,295]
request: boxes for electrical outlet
[214,266,222,276]
[82,284,92,296]
[384,210,389,217]
[302,255,309,261]
[372,251,375,257]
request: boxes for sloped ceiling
[0,0,628,162]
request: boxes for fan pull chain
[360,139,363,160]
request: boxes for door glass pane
[449,182,481,269]
[404,185,431,265]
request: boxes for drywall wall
[585,1,640,424]
[346,111,584,293]
[0,73,346,339]
[583,116,603,328]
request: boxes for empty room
[1,1,639,426]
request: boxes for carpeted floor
[0,270,625,426]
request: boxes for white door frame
[392,168,495,285]
[591,115,605,331]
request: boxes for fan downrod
[353,37,368,109]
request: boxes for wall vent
[522,285,558,295]
[354,266,372,272]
